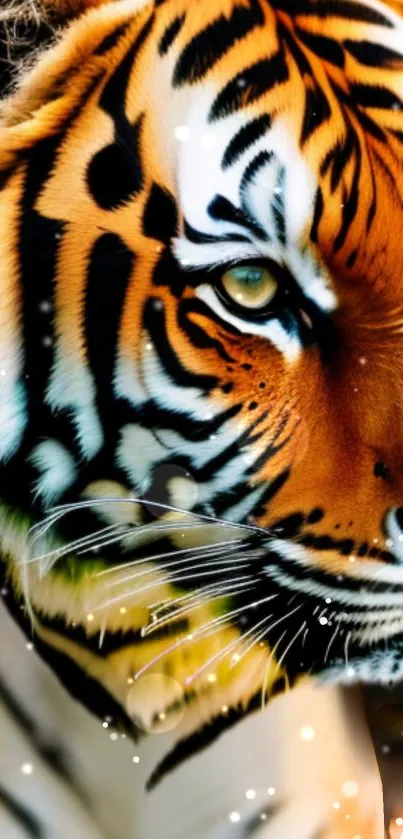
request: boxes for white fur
[46,349,103,460]
[29,440,77,506]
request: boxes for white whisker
[93,567,252,613]
[276,621,306,670]
[143,582,264,638]
[261,630,288,710]
[133,584,257,680]
[95,538,244,578]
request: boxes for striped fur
[2,0,403,835]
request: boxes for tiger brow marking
[208,51,289,122]
[94,22,131,56]
[158,13,186,56]
[222,114,272,169]
[172,0,265,87]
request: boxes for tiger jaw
[9,494,403,688]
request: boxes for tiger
[2,0,403,835]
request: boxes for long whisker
[41,496,267,537]
[106,544,245,588]
[143,585,272,639]
[133,583,257,680]
[26,523,125,566]
[229,615,274,667]
[261,629,288,711]
[276,621,306,670]
[96,538,244,578]
[324,623,341,665]
[93,568,253,612]
[31,519,219,567]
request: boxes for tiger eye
[221,265,278,310]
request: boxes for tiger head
[2,0,403,770]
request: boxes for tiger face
[2,0,403,767]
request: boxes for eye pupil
[233,267,264,286]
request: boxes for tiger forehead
[3,0,403,297]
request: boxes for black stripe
[222,114,272,169]
[0,786,43,839]
[158,13,186,56]
[0,679,77,791]
[254,468,291,516]
[146,689,264,790]
[353,106,386,142]
[94,21,131,55]
[85,233,134,400]
[34,612,190,655]
[239,149,273,193]
[100,14,154,115]
[321,127,356,194]
[333,142,361,252]
[208,52,289,121]
[271,166,286,245]
[19,138,64,402]
[270,0,393,27]
[178,298,237,362]
[294,27,345,68]
[143,299,219,390]
[173,0,264,86]
[310,187,324,243]
[344,39,403,67]
[28,632,138,738]
[143,182,178,243]
[281,22,312,76]
[366,155,377,233]
[208,194,268,241]
[86,115,144,210]
[194,412,268,483]
[372,146,403,210]
[300,83,331,145]
[351,83,403,111]
[141,399,243,443]
[183,220,251,245]
[0,574,138,741]
[245,417,294,476]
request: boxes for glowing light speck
[21,763,33,775]
[175,125,190,143]
[341,780,359,798]
[229,812,241,823]
[300,726,315,741]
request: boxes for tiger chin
[2,0,403,835]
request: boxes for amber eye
[219,265,278,311]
